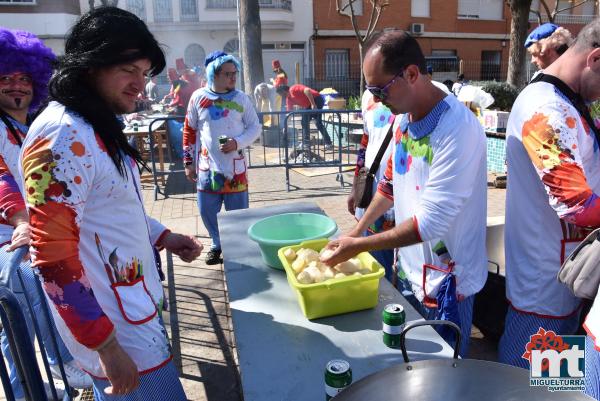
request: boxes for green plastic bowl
[247,213,338,270]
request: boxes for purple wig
[0,28,55,111]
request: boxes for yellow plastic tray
[277,238,385,319]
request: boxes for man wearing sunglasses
[322,30,487,357]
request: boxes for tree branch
[555,0,593,15]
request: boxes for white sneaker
[50,360,93,388]
[15,381,65,401]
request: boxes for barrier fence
[147,109,363,199]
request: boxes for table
[124,119,167,185]
[218,202,455,401]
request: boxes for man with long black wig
[19,7,202,399]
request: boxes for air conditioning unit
[410,23,425,35]
[275,42,290,49]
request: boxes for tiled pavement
[142,164,507,401]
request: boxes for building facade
[78,0,313,89]
[312,0,596,94]
[0,0,81,55]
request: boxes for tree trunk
[507,0,533,88]
[239,0,264,96]
[358,42,365,96]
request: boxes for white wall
[78,0,314,83]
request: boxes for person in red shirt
[270,59,288,89]
[277,84,333,150]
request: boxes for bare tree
[506,0,533,88]
[335,0,390,94]
[89,0,120,9]
[239,0,264,96]
[531,0,597,24]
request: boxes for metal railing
[145,109,361,198]
[153,0,173,22]
[0,246,73,401]
[528,13,596,25]
[206,0,291,10]
[180,0,198,21]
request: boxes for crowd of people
[1,4,600,400]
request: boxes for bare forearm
[354,217,421,253]
[352,192,393,234]
[8,209,28,228]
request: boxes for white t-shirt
[379,95,488,300]
[354,91,395,232]
[20,102,170,377]
[505,81,600,316]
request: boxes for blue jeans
[197,191,249,250]
[0,244,72,398]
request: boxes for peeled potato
[334,272,347,279]
[298,248,319,263]
[297,269,313,284]
[334,259,362,274]
[359,268,371,275]
[304,265,324,283]
[320,248,335,261]
[283,248,296,261]
[323,267,336,280]
[292,257,307,274]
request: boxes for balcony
[528,13,596,25]
[206,0,291,11]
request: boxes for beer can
[325,359,352,400]
[218,135,229,145]
[382,303,406,348]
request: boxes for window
[581,0,596,15]
[458,0,503,20]
[339,0,363,16]
[126,0,146,21]
[481,50,501,81]
[411,0,430,17]
[224,39,240,57]
[153,0,173,22]
[325,49,349,79]
[0,0,36,3]
[426,51,459,74]
[180,0,198,21]
[184,44,206,69]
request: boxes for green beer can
[325,359,352,400]
[218,135,229,145]
[382,303,406,348]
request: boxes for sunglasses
[221,70,238,79]
[366,70,404,101]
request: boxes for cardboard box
[483,110,510,132]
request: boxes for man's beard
[1,89,32,110]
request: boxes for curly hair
[50,6,165,176]
[0,28,55,111]
[528,27,574,56]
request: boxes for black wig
[49,6,166,176]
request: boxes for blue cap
[427,64,433,74]
[525,23,559,48]
[205,50,228,67]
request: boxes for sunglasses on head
[365,70,404,101]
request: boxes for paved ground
[0,157,507,401]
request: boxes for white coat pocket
[111,277,157,325]
[233,156,247,176]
